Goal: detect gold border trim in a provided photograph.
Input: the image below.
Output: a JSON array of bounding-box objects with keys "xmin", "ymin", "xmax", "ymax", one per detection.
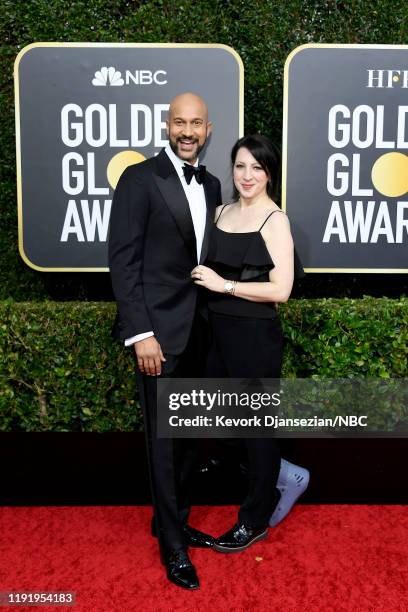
[
  {"xmin": 14, "ymin": 42, "xmax": 244, "ymax": 272},
  {"xmin": 282, "ymin": 43, "xmax": 408, "ymax": 274}
]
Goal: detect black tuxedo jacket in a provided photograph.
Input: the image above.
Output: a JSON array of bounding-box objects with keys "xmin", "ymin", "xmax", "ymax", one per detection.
[{"xmin": 108, "ymin": 148, "xmax": 222, "ymax": 355}]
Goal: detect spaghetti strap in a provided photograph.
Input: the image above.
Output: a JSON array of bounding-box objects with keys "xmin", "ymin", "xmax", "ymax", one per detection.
[
  {"xmin": 259, "ymin": 209, "xmax": 284, "ymax": 231},
  {"xmin": 215, "ymin": 203, "xmax": 230, "ymax": 225}
]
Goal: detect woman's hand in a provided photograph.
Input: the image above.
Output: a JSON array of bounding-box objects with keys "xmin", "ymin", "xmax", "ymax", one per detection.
[{"xmin": 191, "ymin": 265, "xmax": 225, "ymax": 293}]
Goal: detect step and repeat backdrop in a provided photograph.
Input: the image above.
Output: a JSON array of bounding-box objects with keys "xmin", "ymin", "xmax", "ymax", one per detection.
[
  {"xmin": 15, "ymin": 43, "xmax": 407, "ymax": 273},
  {"xmin": 14, "ymin": 43, "xmax": 243, "ymax": 271},
  {"xmin": 283, "ymin": 44, "xmax": 408, "ymax": 273}
]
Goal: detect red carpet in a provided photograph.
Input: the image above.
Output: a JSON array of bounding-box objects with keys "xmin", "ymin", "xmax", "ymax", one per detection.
[{"xmin": 0, "ymin": 505, "xmax": 407, "ymax": 611}]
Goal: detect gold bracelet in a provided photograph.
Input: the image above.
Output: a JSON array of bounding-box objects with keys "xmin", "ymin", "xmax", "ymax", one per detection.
[{"xmin": 223, "ymin": 280, "xmax": 237, "ymax": 295}]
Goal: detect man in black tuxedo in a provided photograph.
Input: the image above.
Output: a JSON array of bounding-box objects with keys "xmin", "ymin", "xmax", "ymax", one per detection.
[{"xmin": 108, "ymin": 93, "xmax": 222, "ymax": 590}]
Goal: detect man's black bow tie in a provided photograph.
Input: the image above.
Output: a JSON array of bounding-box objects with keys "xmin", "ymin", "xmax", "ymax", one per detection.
[{"xmin": 183, "ymin": 163, "xmax": 206, "ymax": 185}]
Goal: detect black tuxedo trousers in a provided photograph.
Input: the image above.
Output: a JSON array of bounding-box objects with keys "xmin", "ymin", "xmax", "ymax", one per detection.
[{"xmin": 135, "ymin": 313, "xmax": 208, "ymax": 550}]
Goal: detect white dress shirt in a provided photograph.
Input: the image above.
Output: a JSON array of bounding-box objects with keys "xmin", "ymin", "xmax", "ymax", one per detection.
[{"xmin": 124, "ymin": 145, "xmax": 207, "ymax": 347}]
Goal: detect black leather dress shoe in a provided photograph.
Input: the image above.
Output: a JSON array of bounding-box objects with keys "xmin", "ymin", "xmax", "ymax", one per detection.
[
  {"xmin": 213, "ymin": 523, "xmax": 268, "ymax": 553},
  {"xmin": 164, "ymin": 548, "xmax": 199, "ymax": 590},
  {"xmin": 151, "ymin": 521, "xmax": 214, "ymax": 548},
  {"xmin": 182, "ymin": 525, "xmax": 215, "ymax": 548}
]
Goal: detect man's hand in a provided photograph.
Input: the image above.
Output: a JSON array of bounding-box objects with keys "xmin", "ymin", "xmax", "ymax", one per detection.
[{"xmin": 134, "ymin": 337, "xmax": 166, "ymax": 376}]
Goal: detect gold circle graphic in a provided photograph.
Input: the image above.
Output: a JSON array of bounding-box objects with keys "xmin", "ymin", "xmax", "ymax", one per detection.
[
  {"xmin": 371, "ymin": 152, "xmax": 408, "ymax": 198},
  {"xmin": 107, "ymin": 150, "xmax": 146, "ymax": 189}
]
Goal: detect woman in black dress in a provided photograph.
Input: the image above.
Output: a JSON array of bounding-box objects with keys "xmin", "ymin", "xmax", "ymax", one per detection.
[{"xmin": 191, "ymin": 134, "xmax": 300, "ymax": 552}]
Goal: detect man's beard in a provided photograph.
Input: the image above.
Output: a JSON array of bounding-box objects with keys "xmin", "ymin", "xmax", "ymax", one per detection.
[{"xmin": 169, "ymin": 136, "xmax": 205, "ymax": 162}]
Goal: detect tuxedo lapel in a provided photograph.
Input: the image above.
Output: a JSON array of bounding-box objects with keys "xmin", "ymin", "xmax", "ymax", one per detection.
[
  {"xmin": 153, "ymin": 150, "xmax": 197, "ymax": 260},
  {"xmin": 200, "ymin": 177, "xmax": 218, "ymax": 264}
]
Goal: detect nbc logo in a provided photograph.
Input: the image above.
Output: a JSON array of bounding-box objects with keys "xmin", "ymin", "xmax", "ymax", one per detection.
[{"xmin": 92, "ymin": 67, "xmax": 124, "ymax": 87}]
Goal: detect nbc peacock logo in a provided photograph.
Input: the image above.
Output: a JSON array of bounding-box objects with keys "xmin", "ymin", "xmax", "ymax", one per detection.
[{"xmin": 92, "ymin": 66, "xmax": 124, "ymax": 87}]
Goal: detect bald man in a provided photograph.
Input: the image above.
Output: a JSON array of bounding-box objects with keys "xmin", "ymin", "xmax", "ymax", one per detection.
[{"xmin": 109, "ymin": 93, "xmax": 222, "ymax": 589}]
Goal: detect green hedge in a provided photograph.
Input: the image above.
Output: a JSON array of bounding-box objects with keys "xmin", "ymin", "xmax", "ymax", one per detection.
[
  {"xmin": 0, "ymin": 297, "xmax": 406, "ymax": 432},
  {"xmin": 1, "ymin": 0, "xmax": 407, "ymax": 299}
]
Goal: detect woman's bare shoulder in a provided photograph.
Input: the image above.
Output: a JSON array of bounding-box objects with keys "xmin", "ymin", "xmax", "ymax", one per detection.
[
  {"xmin": 259, "ymin": 204, "xmax": 287, "ymax": 224},
  {"xmin": 261, "ymin": 208, "xmax": 292, "ymax": 240},
  {"xmin": 214, "ymin": 202, "xmax": 236, "ymax": 220},
  {"xmin": 215, "ymin": 202, "xmax": 237, "ymax": 212}
]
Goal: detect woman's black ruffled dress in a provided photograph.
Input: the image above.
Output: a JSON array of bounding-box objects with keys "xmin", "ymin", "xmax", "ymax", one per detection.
[{"xmin": 204, "ymin": 208, "xmax": 303, "ymax": 529}]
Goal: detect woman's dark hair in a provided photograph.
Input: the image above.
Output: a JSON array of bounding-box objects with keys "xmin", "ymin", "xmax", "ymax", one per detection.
[{"xmin": 230, "ymin": 134, "xmax": 281, "ymax": 202}]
